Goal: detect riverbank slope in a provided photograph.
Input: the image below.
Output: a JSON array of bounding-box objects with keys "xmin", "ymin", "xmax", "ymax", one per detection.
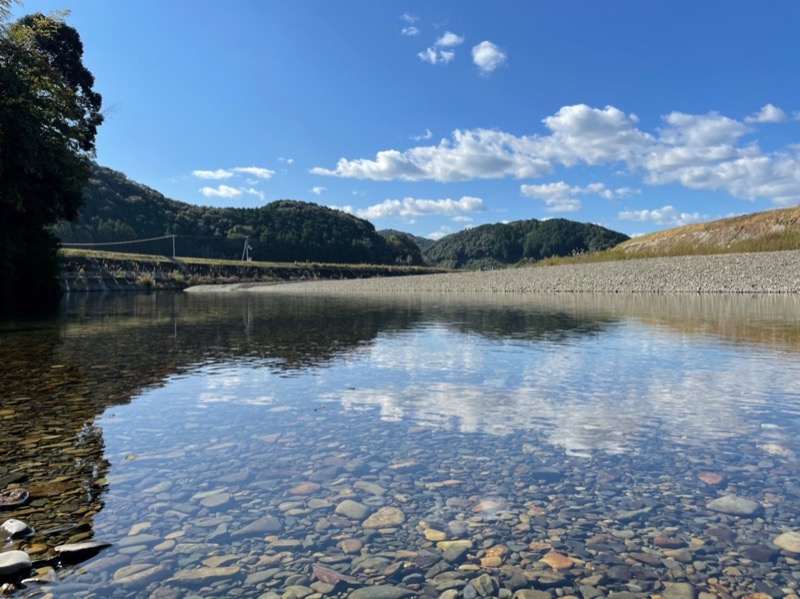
[{"xmin": 186, "ymin": 250, "xmax": 800, "ymax": 294}]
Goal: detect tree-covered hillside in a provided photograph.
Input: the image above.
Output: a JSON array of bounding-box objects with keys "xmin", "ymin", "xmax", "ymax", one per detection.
[
  {"xmin": 423, "ymin": 219, "xmax": 630, "ymax": 269},
  {"xmin": 378, "ymin": 229, "xmax": 436, "ymax": 252},
  {"xmin": 54, "ymin": 166, "xmax": 422, "ymax": 265}
]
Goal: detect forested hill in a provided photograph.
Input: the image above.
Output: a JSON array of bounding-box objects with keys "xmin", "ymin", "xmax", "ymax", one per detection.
[
  {"xmin": 54, "ymin": 166, "xmax": 422, "ymax": 265},
  {"xmin": 423, "ymin": 219, "xmax": 630, "ymax": 269},
  {"xmin": 378, "ymin": 229, "xmax": 436, "ymax": 252}
]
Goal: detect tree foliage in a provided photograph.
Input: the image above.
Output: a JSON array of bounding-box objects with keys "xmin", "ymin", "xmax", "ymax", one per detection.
[
  {"xmin": 424, "ymin": 218, "xmax": 630, "ymax": 269},
  {"xmin": 0, "ymin": 9, "xmax": 102, "ymax": 304},
  {"xmin": 55, "ymin": 166, "xmax": 424, "ymax": 265}
]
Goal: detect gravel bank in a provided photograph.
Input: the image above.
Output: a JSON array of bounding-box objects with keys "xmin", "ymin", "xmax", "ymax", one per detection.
[{"xmin": 187, "ymin": 250, "xmax": 800, "ymax": 294}]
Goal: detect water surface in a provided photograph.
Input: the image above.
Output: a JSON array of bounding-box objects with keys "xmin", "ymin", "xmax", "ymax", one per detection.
[{"xmin": 1, "ymin": 292, "xmax": 799, "ymax": 598}]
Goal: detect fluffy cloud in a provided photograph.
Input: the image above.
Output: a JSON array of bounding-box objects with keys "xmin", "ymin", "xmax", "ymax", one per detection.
[
  {"xmin": 402, "ymin": 26, "xmax": 419, "ymax": 36},
  {"xmin": 312, "ymin": 103, "xmax": 800, "ymax": 206},
  {"xmin": 193, "ymin": 166, "xmax": 273, "ymax": 202},
  {"xmin": 233, "ymin": 166, "xmax": 274, "ymax": 179},
  {"xmin": 745, "ymin": 103, "xmax": 788, "ymax": 124},
  {"xmin": 193, "ymin": 166, "xmax": 274, "ymax": 180},
  {"xmin": 193, "ymin": 169, "xmax": 234, "ymax": 180},
  {"xmin": 419, "ymin": 31, "xmax": 464, "ymax": 65},
  {"xmin": 355, "ymin": 196, "xmax": 485, "ymax": 220},
  {"xmin": 520, "ymin": 181, "xmax": 639, "ymax": 212},
  {"xmin": 472, "ymin": 41, "xmax": 507, "ymax": 74},
  {"xmin": 618, "ymin": 205, "xmax": 706, "ymax": 227},
  {"xmin": 200, "ymin": 185, "xmax": 242, "ymax": 199},
  {"xmin": 436, "ymin": 31, "xmax": 464, "ymax": 47},
  {"xmin": 311, "ymin": 186, "xmax": 326, "ymax": 195}
]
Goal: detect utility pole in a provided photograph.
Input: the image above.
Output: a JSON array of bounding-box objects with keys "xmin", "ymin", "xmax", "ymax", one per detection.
[{"xmin": 242, "ymin": 237, "xmax": 252, "ymax": 262}]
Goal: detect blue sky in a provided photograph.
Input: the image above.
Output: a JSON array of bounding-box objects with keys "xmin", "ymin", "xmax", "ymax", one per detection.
[{"xmin": 12, "ymin": 1, "xmax": 800, "ymax": 239}]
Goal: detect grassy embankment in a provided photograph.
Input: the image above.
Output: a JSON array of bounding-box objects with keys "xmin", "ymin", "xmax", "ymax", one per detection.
[
  {"xmin": 59, "ymin": 248, "xmax": 446, "ymax": 291},
  {"xmin": 535, "ymin": 206, "xmax": 800, "ymax": 267}
]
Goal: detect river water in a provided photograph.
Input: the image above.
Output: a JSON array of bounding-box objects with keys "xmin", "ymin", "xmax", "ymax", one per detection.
[{"xmin": 1, "ymin": 291, "xmax": 800, "ymax": 598}]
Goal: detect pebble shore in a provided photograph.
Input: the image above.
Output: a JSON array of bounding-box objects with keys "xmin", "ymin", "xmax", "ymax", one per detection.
[{"xmin": 187, "ymin": 250, "xmax": 800, "ymax": 295}]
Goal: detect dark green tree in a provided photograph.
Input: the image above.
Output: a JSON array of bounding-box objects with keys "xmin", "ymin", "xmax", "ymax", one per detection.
[{"xmin": 0, "ymin": 8, "xmax": 103, "ymax": 307}]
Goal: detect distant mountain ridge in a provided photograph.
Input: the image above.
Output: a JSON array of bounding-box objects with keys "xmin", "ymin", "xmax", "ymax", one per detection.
[
  {"xmin": 423, "ymin": 219, "xmax": 630, "ymax": 269},
  {"xmin": 58, "ymin": 165, "xmax": 632, "ymax": 268},
  {"xmin": 55, "ymin": 166, "xmax": 422, "ymax": 265}
]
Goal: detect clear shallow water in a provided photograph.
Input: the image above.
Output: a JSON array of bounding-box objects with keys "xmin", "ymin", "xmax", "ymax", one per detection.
[{"xmin": 1, "ymin": 291, "xmax": 800, "ymax": 598}]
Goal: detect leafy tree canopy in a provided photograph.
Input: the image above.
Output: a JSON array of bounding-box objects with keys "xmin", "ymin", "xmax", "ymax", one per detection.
[{"xmin": 0, "ymin": 6, "xmax": 103, "ymax": 305}]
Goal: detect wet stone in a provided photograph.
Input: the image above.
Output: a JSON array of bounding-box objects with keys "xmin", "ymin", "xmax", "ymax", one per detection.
[
  {"xmin": 774, "ymin": 531, "xmax": 800, "ymax": 553},
  {"xmin": 0, "ymin": 551, "xmax": 31, "ymax": 577},
  {"xmin": 0, "ymin": 518, "xmax": 33, "ymax": 541},
  {"xmin": 363, "ymin": 506, "xmax": 405, "ymax": 528},
  {"xmin": 706, "ymin": 495, "xmax": 762, "ymax": 516},
  {"xmin": 348, "ymin": 585, "xmax": 415, "ymax": 599},
  {"xmin": 336, "ymin": 499, "xmax": 370, "ymax": 520},
  {"xmin": 231, "ymin": 514, "xmax": 282, "ymax": 537}
]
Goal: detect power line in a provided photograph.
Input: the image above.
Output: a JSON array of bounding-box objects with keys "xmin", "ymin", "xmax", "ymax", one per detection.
[{"xmin": 61, "ymin": 234, "xmax": 176, "ymax": 247}]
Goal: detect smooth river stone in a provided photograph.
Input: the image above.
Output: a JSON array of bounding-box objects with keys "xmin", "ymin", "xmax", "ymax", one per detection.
[
  {"xmin": 336, "ymin": 500, "xmax": 370, "ymax": 521},
  {"xmin": 231, "ymin": 514, "xmax": 282, "ymax": 537},
  {"xmin": 354, "ymin": 480, "xmax": 386, "ymax": 496},
  {"xmin": 774, "ymin": 531, "xmax": 800, "ymax": 553},
  {"xmin": 540, "ymin": 551, "xmax": 574, "ymax": 570},
  {"xmin": 362, "ymin": 506, "xmax": 405, "ymax": 528},
  {"xmin": 289, "ymin": 482, "xmax": 320, "ymax": 495},
  {"xmin": 349, "ymin": 585, "xmax": 415, "ymax": 599},
  {"xmin": 169, "ymin": 565, "xmax": 241, "ymax": 583},
  {"xmin": 200, "ymin": 492, "xmax": 231, "ymax": 509},
  {"xmin": 706, "ymin": 495, "xmax": 762, "ymax": 516},
  {"xmin": 0, "ymin": 550, "xmax": 31, "ymax": 577},
  {"xmin": 113, "ymin": 563, "xmax": 168, "ymax": 588},
  {"xmin": 1, "ymin": 518, "xmax": 34, "ymax": 540}
]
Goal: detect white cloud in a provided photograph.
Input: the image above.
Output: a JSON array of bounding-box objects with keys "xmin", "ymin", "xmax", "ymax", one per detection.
[
  {"xmin": 401, "ymin": 13, "xmax": 418, "ymax": 24},
  {"xmin": 312, "ymin": 103, "xmax": 800, "ymax": 206},
  {"xmin": 428, "ymin": 228, "xmax": 452, "ymax": 241},
  {"xmin": 278, "ymin": 157, "xmax": 295, "ymax": 164},
  {"xmin": 242, "ymin": 188, "xmax": 265, "ymax": 201},
  {"xmin": 411, "ymin": 128, "xmax": 433, "ymax": 141},
  {"xmin": 618, "ymin": 205, "xmax": 706, "ymax": 227},
  {"xmin": 418, "ymin": 47, "xmax": 455, "ymax": 65},
  {"xmin": 193, "ymin": 169, "xmax": 234, "ymax": 180},
  {"xmin": 193, "ymin": 166, "xmax": 274, "ymax": 180},
  {"xmin": 356, "ymin": 196, "xmax": 484, "ymax": 220},
  {"xmin": 311, "ymin": 186, "xmax": 326, "ymax": 195},
  {"xmin": 402, "ymin": 26, "xmax": 419, "ymax": 36},
  {"xmin": 436, "ymin": 31, "xmax": 464, "ymax": 47},
  {"xmin": 418, "ymin": 31, "xmax": 464, "ymax": 65},
  {"xmin": 745, "ymin": 103, "xmax": 789, "ymax": 124},
  {"xmin": 232, "ymin": 166, "xmax": 274, "ymax": 179},
  {"xmin": 520, "ymin": 181, "xmax": 636, "ymax": 213},
  {"xmin": 200, "ymin": 185, "xmax": 243, "ymax": 199},
  {"xmin": 418, "ymin": 47, "xmax": 438, "ymax": 65},
  {"xmin": 472, "ymin": 41, "xmax": 507, "ymax": 74}
]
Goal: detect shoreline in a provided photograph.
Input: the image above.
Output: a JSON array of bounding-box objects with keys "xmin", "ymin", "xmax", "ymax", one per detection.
[{"xmin": 186, "ymin": 249, "xmax": 800, "ymax": 295}]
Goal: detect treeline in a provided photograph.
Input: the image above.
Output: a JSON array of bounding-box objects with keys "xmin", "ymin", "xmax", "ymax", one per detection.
[
  {"xmin": 423, "ymin": 219, "xmax": 630, "ymax": 269},
  {"xmin": 55, "ymin": 166, "xmax": 424, "ymax": 265},
  {"xmin": 57, "ymin": 166, "xmax": 630, "ymax": 270}
]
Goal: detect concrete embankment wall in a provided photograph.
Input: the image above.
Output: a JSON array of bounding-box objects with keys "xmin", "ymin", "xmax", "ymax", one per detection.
[{"xmin": 59, "ymin": 254, "xmax": 436, "ymax": 292}]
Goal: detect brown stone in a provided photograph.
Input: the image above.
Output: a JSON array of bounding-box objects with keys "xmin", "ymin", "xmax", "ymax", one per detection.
[
  {"xmin": 289, "ymin": 482, "xmax": 321, "ymax": 495},
  {"xmin": 698, "ymin": 471, "xmax": 725, "ymax": 485},
  {"xmin": 540, "ymin": 551, "xmax": 574, "ymax": 570}
]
